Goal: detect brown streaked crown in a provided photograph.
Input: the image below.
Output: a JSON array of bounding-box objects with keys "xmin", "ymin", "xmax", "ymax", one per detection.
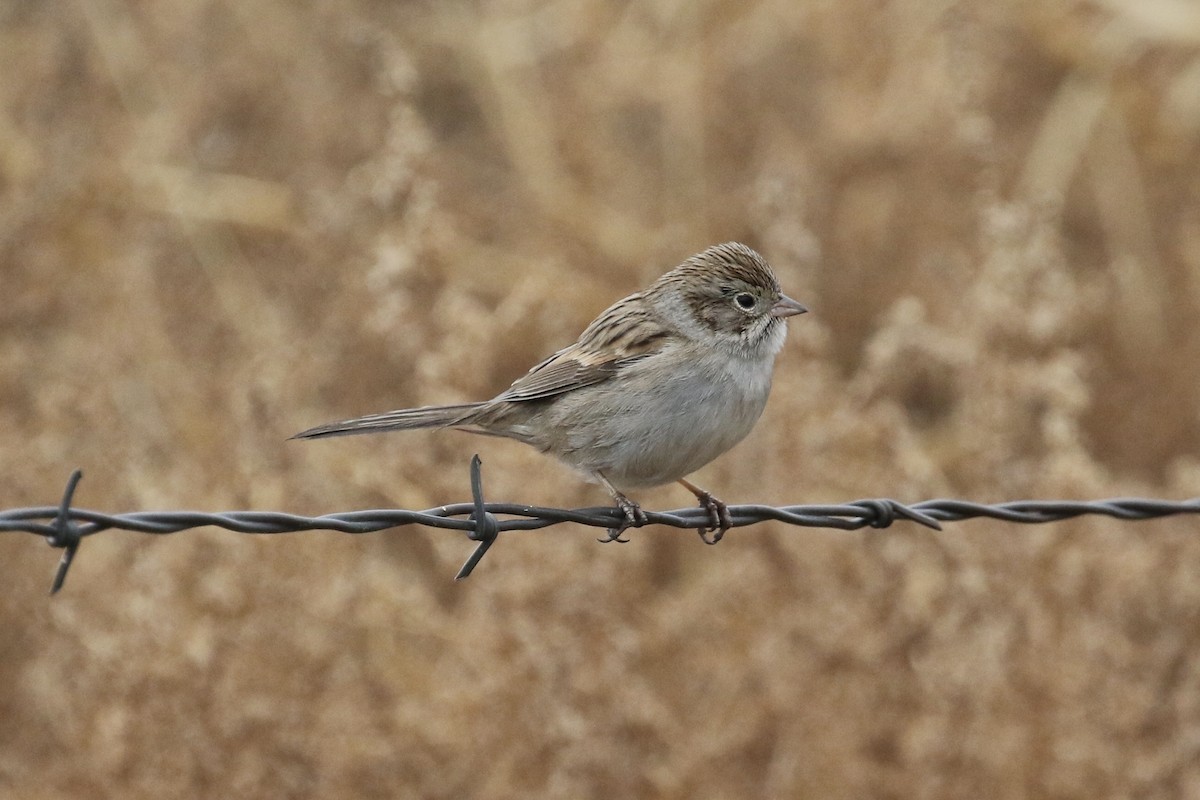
[{"xmin": 671, "ymin": 242, "xmax": 780, "ymax": 293}]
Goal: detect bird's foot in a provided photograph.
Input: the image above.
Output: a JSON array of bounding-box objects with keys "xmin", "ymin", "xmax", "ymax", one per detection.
[
  {"xmin": 682, "ymin": 483, "xmax": 732, "ymax": 545},
  {"xmin": 598, "ymin": 492, "xmax": 646, "ymax": 544}
]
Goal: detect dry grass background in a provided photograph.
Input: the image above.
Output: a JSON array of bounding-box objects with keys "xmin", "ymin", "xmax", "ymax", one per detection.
[{"xmin": 2, "ymin": 0, "xmax": 1200, "ymax": 796}]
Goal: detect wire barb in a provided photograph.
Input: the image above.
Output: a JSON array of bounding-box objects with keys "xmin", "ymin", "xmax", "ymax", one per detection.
[
  {"xmin": 47, "ymin": 469, "xmax": 84, "ymax": 595},
  {"xmin": 2, "ymin": 461, "xmax": 1198, "ymax": 589},
  {"xmin": 853, "ymin": 499, "xmax": 943, "ymax": 531},
  {"xmin": 456, "ymin": 455, "xmax": 499, "ymax": 580}
]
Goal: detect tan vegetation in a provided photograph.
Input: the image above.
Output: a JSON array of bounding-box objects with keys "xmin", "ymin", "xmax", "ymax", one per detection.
[{"xmin": 2, "ymin": 0, "xmax": 1200, "ymax": 796}]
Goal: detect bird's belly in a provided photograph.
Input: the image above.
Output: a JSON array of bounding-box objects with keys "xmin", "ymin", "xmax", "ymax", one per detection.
[{"xmin": 545, "ymin": 360, "xmax": 773, "ymax": 488}]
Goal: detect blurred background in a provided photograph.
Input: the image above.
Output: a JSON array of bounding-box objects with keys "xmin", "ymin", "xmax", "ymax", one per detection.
[{"xmin": 3, "ymin": 0, "xmax": 1200, "ymax": 796}]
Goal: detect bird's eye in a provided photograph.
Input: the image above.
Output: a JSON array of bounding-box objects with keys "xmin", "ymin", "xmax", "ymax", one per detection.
[{"xmin": 734, "ymin": 292, "xmax": 756, "ymax": 311}]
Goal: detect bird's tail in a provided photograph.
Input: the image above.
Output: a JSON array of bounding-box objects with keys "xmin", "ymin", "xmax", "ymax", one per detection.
[{"xmin": 291, "ymin": 402, "xmax": 486, "ymax": 440}]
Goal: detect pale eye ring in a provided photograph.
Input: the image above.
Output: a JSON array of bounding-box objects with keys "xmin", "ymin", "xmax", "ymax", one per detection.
[{"xmin": 734, "ymin": 292, "xmax": 756, "ymax": 311}]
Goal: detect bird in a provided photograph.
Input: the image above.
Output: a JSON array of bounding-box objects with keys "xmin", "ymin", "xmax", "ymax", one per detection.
[{"xmin": 293, "ymin": 242, "xmax": 807, "ymax": 543}]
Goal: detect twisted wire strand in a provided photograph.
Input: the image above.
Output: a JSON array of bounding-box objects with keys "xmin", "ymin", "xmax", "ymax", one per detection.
[{"xmin": 4, "ymin": 460, "xmax": 1198, "ymax": 591}]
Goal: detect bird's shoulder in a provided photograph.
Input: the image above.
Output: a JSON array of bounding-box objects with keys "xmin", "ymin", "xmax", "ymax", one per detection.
[{"xmin": 497, "ymin": 292, "xmax": 671, "ymax": 403}]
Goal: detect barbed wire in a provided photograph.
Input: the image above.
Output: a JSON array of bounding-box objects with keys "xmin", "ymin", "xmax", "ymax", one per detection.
[{"xmin": 4, "ymin": 456, "xmax": 1199, "ymax": 592}]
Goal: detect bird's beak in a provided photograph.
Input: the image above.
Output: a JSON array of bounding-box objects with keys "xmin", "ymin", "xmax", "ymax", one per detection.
[{"xmin": 770, "ymin": 294, "xmax": 808, "ymax": 318}]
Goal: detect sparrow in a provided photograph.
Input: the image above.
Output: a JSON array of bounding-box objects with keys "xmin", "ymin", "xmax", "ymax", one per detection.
[{"xmin": 294, "ymin": 242, "xmax": 807, "ymax": 543}]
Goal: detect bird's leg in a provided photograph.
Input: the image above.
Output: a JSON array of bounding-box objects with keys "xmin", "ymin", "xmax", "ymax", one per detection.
[
  {"xmin": 678, "ymin": 477, "xmax": 732, "ymax": 545},
  {"xmin": 595, "ymin": 472, "xmax": 646, "ymax": 543}
]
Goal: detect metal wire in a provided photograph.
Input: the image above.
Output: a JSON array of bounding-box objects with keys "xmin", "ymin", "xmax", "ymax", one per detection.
[{"xmin": 4, "ymin": 458, "xmax": 1199, "ymax": 592}]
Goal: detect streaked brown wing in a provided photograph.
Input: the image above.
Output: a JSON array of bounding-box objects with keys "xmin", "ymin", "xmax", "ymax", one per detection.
[{"xmin": 497, "ymin": 293, "xmax": 668, "ymax": 403}]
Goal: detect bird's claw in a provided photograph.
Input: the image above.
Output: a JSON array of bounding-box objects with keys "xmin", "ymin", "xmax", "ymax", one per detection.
[
  {"xmin": 598, "ymin": 494, "xmax": 646, "ymax": 543},
  {"xmin": 694, "ymin": 491, "xmax": 732, "ymax": 545}
]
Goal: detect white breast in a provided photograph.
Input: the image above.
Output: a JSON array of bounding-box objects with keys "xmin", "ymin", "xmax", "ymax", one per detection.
[{"xmin": 550, "ymin": 343, "xmax": 778, "ymax": 489}]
